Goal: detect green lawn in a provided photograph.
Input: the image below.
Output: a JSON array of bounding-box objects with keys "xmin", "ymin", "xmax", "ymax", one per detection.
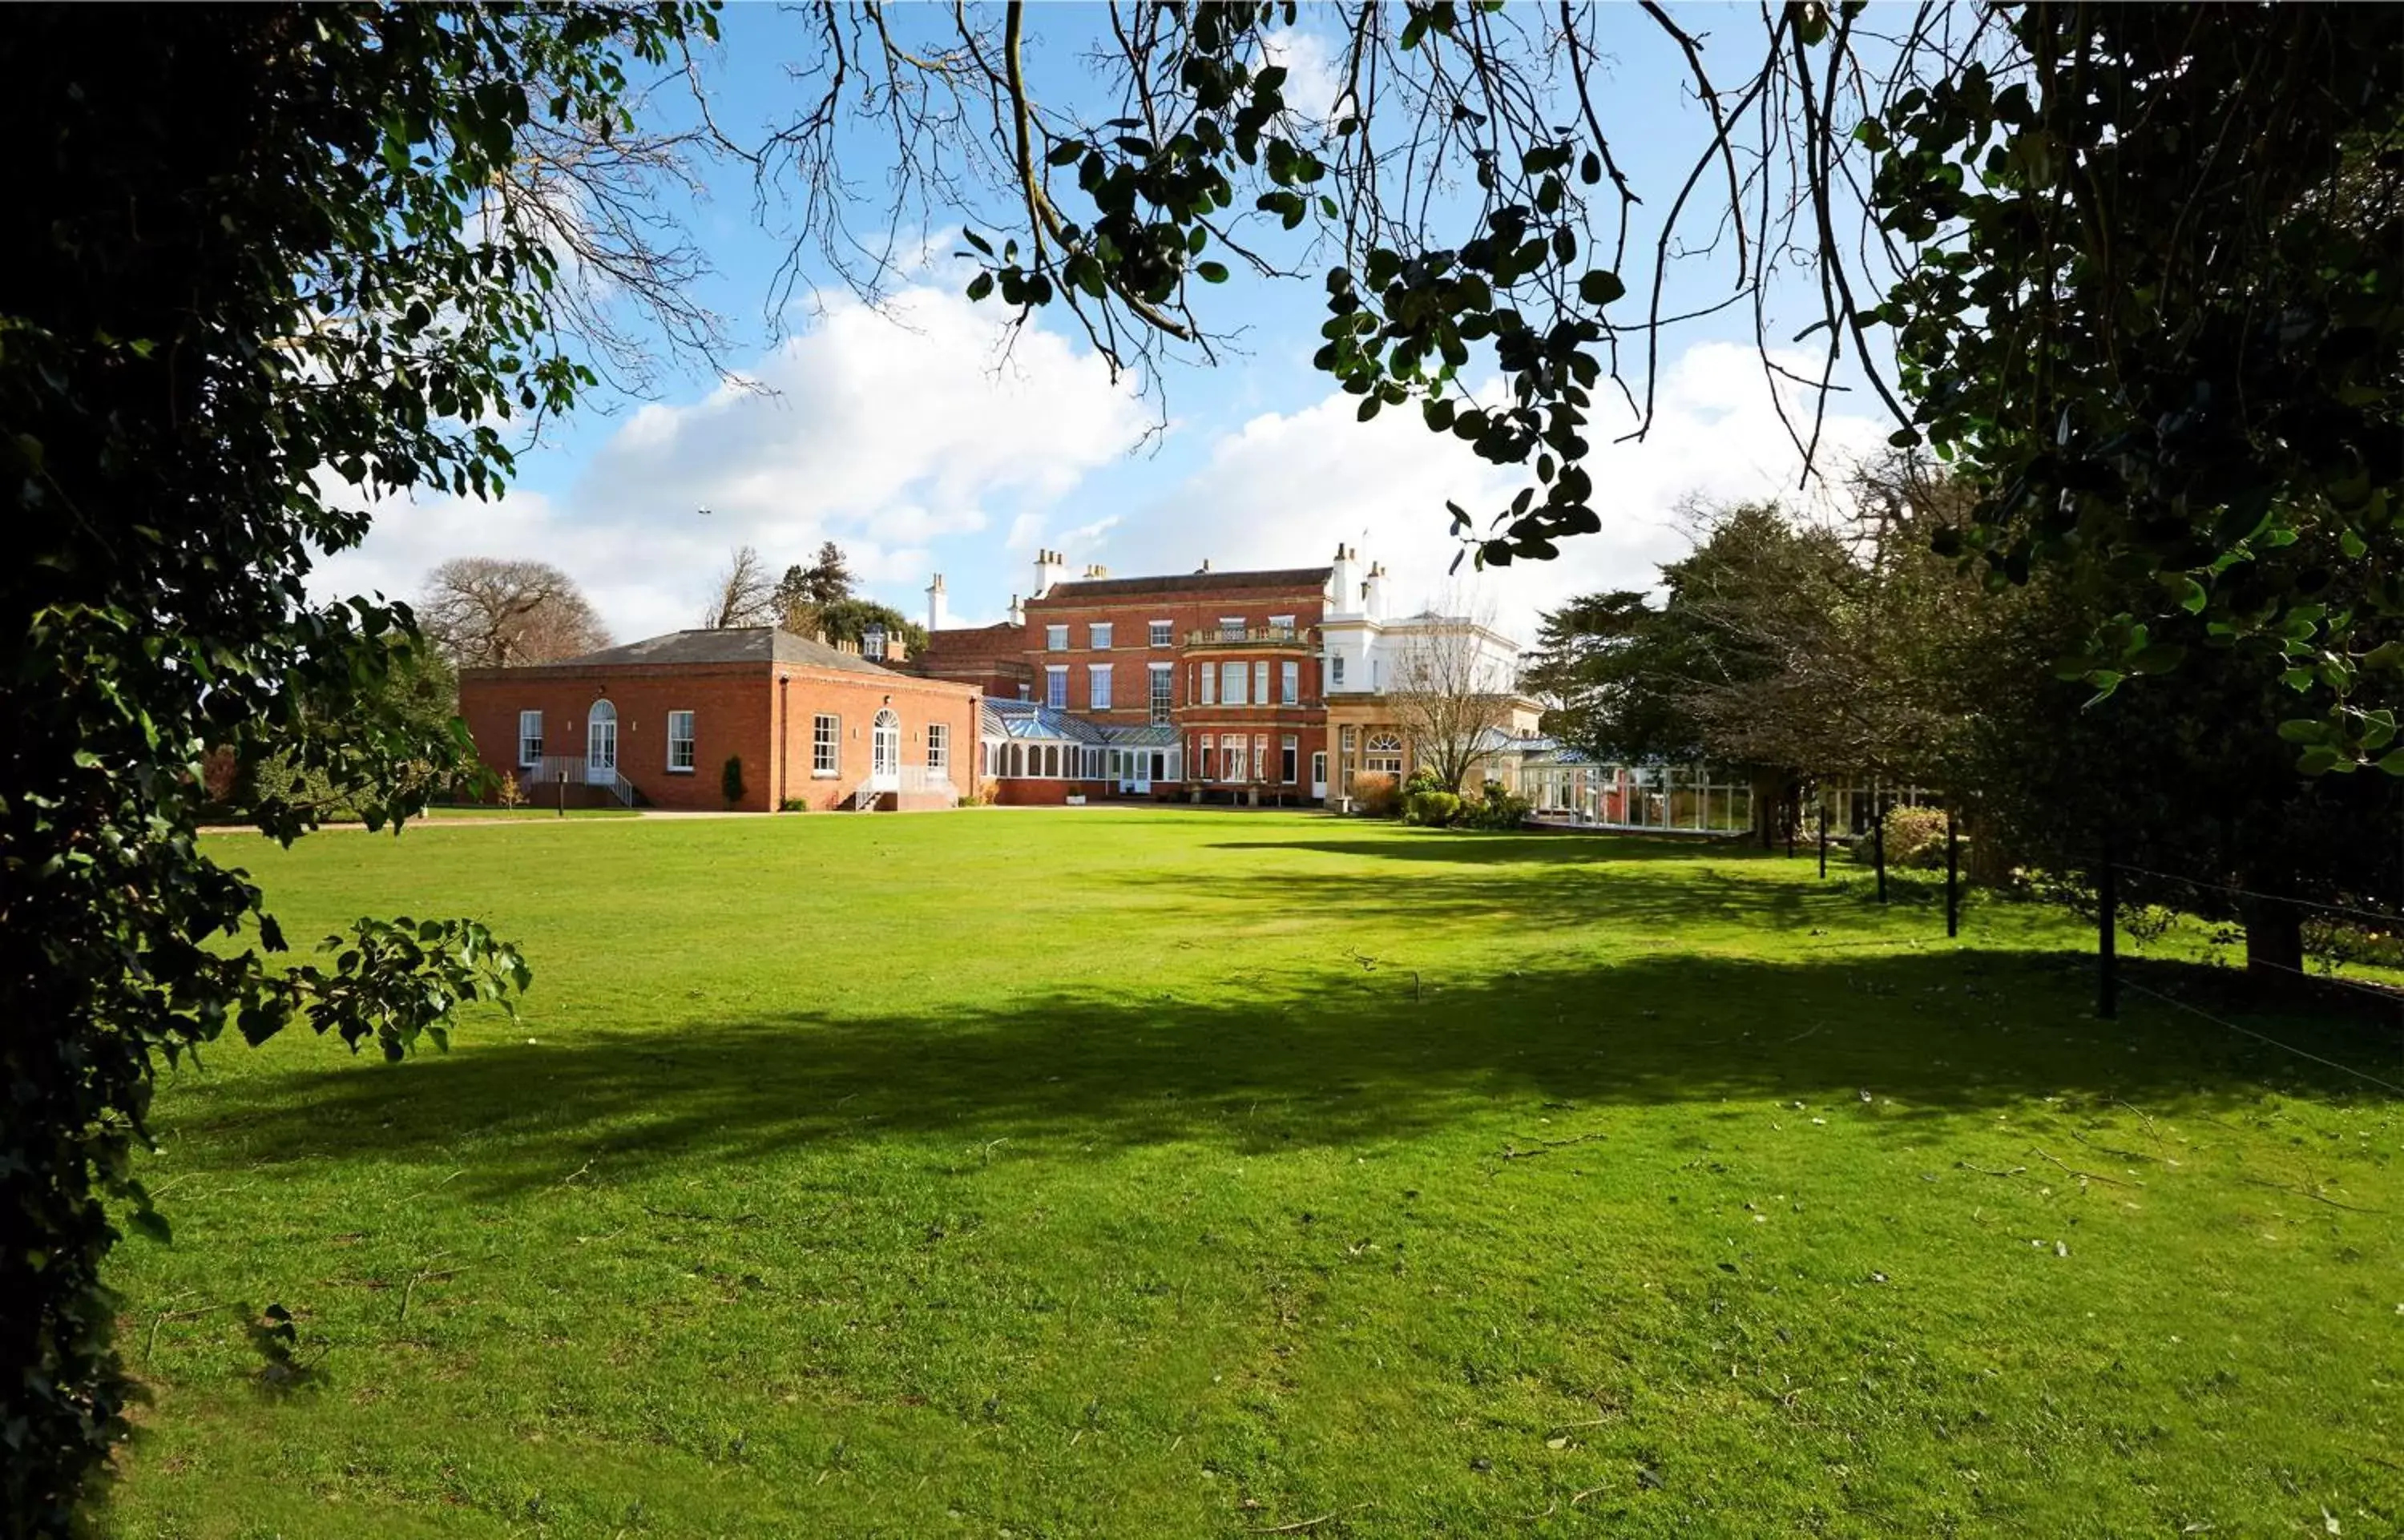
[{"xmin": 107, "ymin": 810, "xmax": 2401, "ymax": 1537}]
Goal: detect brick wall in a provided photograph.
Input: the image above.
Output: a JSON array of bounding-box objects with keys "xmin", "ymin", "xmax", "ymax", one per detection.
[
  {"xmin": 459, "ymin": 663, "xmax": 772, "ymax": 811},
  {"xmin": 767, "ymin": 667, "xmax": 980, "ymax": 811},
  {"xmin": 1018, "ymin": 580, "xmax": 1330, "ymax": 722},
  {"xmin": 459, "ymin": 661, "xmax": 979, "ymax": 812}
]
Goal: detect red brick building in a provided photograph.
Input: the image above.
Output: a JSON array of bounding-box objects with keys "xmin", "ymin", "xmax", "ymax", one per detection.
[
  {"xmin": 919, "ymin": 551, "xmax": 1345, "ymax": 806},
  {"xmin": 457, "ymin": 627, "xmax": 980, "ymax": 812}
]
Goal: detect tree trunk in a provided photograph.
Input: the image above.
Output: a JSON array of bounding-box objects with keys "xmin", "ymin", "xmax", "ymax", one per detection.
[
  {"xmin": 1749, "ymin": 769, "xmax": 1785, "ymax": 849},
  {"xmin": 1962, "ymin": 812, "xmax": 2014, "ymax": 887},
  {"xmin": 2241, "ymin": 900, "xmax": 2304, "ymax": 978}
]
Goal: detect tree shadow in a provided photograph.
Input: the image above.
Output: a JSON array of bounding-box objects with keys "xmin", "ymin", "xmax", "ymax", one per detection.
[
  {"xmin": 1204, "ymin": 831, "xmax": 1764, "ymax": 866},
  {"xmin": 161, "ymin": 937, "xmax": 2398, "ymax": 1203}
]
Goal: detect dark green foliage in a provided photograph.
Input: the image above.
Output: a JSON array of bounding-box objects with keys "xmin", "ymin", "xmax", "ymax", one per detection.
[
  {"xmin": 722, "ymin": 755, "xmax": 748, "ymax": 808},
  {"xmin": 1464, "ymin": 781, "xmax": 1532, "ymax": 831},
  {"xmin": 0, "ymin": 4, "xmax": 709, "ymax": 1526},
  {"xmin": 1404, "ymin": 790, "xmax": 1463, "ymax": 827},
  {"xmin": 777, "ymin": 542, "xmax": 857, "ymax": 611},
  {"xmin": 1866, "ymin": 5, "xmax": 2404, "ymax": 767},
  {"xmin": 807, "ymin": 597, "xmax": 930, "ymax": 657}
]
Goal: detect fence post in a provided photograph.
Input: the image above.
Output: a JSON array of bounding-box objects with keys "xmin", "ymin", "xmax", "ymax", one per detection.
[
  {"xmin": 2098, "ymin": 835, "xmax": 2119, "ymax": 1019},
  {"xmin": 1874, "ymin": 813, "xmax": 1888, "ymax": 904},
  {"xmin": 1817, "ymin": 800, "xmax": 1828, "ymax": 879},
  {"xmin": 1945, "ymin": 808, "xmax": 1959, "ymax": 938}
]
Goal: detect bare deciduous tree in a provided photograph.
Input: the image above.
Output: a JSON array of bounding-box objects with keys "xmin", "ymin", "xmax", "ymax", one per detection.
[
  {"xmin": 701, "ymin": 545, "xmax": 777, "ymax": 629},
  {"xmin": 1385, "ymin": 596, "xmax": 1521, "ymax": 795},
  {"xmin": 419, "ymin": 558, "xmax": 611, "ymax": 668}
]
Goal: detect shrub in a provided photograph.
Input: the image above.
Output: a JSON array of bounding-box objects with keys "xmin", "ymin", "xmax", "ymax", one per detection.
[
  {"xmin": 721, "ymin": 755, "xmax": 746, "ymax": 808},
  {"xmin": 1348, "ymin": 773, "xmax": 1401, "ymax": 817},
  {"xmin": 778, "ymin": 796, "xmax": 810, "ymax": 812},
  {"xmin": 1854, "ymin": 804, "xmax": 1951, "ymax": 869},
  {"xmin": 1405, "ymin": 789, "xmax": 1463, "ymax": 827},
  {"xmin": 1465, "ymin": 785, "xmax": 1532, "ymax": 830},
  {"xmin": 1403, "ymin": 765, "xmax": 1445, "ymax": 796},
  {"xmin": 497, "ymin": 772, "xmax": 526, "ymax": 809}
]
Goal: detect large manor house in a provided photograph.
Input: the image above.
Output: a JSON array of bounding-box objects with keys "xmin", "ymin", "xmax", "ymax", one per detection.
[{"xmin": 457, "ymin": 546, "xmax": 1539, "ymax": 812}]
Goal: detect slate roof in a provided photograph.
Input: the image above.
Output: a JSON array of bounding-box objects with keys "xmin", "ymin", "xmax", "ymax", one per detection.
[
  {"xmin": 547, "ymin": 627, "xmax": 900, "ymax": 677},
  {"xmin": 1040, "ymin": 566, "xmax": 1332, "ymax": 602},
  {"xmin": 1471, "ymin": 728, "xmax": 1595, "ymax": 763}
]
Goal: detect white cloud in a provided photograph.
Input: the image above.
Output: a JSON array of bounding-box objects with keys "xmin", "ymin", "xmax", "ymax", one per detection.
[
  {"xmin": 1100, "ymin": 341, "xmax": 1886, "ymax": 646},
  {"xmin": 1260, "ymin": 28, "xmax": 1347, "ymax": 131},
  {"xmin": 308, "ymin": 284, "xmax": 1149, "ymax": 641}
]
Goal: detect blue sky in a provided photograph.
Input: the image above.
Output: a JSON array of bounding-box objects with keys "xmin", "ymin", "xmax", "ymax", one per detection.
[{"xmin": 315, "ymin": 3, "xmax": 1890, "ymax": 646}]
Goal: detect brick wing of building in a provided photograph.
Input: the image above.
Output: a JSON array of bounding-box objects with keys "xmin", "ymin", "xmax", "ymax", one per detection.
[
  {"xmin": 916, "ymin": 546, "xmax": 1539, "ymax": 808},
  {"xmin": 458, "ymin": 627, "xmax": 979, "ymax": 812}
]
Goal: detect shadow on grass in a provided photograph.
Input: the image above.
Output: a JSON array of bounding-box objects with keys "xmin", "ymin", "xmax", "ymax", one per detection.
[{"xmin": 166, "ymin": 937, "xmax": 2399, "ymax": 1202}]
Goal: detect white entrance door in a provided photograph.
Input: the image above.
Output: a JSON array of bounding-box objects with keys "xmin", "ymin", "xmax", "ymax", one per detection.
[
  {"xmin": 585, "ymin": 699, "xmax": 618, "ymax": 784},
  {"xmin": 870, "ymin": 708, "xmax": 901, "ymax": 791},
  {"xmin": 1310, "ymin": 751, "xmax": 1327, "ymax": 800}
]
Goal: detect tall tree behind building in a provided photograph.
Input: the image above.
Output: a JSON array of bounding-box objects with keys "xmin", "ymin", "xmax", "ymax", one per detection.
[{"xmin": 421, "ymin": 557, "xmax": 611, "ymax": 667}]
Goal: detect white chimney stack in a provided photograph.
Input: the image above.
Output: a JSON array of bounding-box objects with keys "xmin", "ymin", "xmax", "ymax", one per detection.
[
  {"xmin": 1363, "ymin": 560, "xmax": 1389, "ymax": 619},
  {"xmin": 1329, "ymin": 543, "xmax": 1361, "ymax": 615},
  {"xmin": 1034, "ymin": 548, "xmax": 1067, "ymax": 599},
  {"xmin": 926, "ymin": 572, "xmax": 950, "ymax": 634},
  {"xmin": 1007, "ymin": 593, "xmax": 1025, "ymax": 627}
]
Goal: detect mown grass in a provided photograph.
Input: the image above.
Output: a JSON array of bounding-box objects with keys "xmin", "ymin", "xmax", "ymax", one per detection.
[{"xmin": 107, "ymin": 809, "xmax": 2402, "ymax": 1537}]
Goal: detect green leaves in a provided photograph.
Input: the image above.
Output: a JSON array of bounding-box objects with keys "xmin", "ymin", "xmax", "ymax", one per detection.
[{"xmin": 1576, "ymin": 269, "xmax": 1624, "ymax": 307}]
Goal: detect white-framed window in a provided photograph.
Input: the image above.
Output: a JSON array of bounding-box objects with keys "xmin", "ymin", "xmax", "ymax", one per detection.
[
  {"xmin": 1269, "ymin": 613, "xmax": 1296, "ymax": 635},
  {"xmin": 1365, "ymin": 732, "xmax": 1404, "ymax": 775},
  {"xmin": 1281, "ymin": 734, "xmax": 1299, "ymax": 783},
  {"xmin": 1253, "ymin": 734, "xmax": 1269, "ymax": 783},
  {"xmin": 1046, "ymin": 624, "xmax": 1069, "ymax": 651},
  {"xmin": 1281, "ymin": 660, "xmax": 1300, "ymax": 705},
  {"xmin": 1252, "ymin": 661, "xmax": 1269, "ymax": 705},
  {"xmin": 1222, "ymin": 737, "xmax": 1248, "ymax": 781},
  {"xmin": 1331, "ymin": 654, "xmax": 1346, "ymax": 687},
  {"xmin": 813, "ymin": 714, "xmax": 840, "ymax": 776},
  {"xmin": 1088, "ymin": 663, "xmax": 1114, "ymax": 711},
  {"xmin": 1090, "ymin": 622, "xmax": 1113, "ymax": 651},
  {"xmin": 667, "ymin": 709, "xmax": 696, "ymax": 772},
  {"xmin": 1043, "ymin": 743, "xmax": 1061, "ymax": 778},
  {"xmin": 1046, "ymin": 665, "xmax": 1068, "ymax": 709},
  {"xmin": 1200, "ymin": 663, "xmax": 1216, "ymax": 705},
  {"xmin": 517, "ymin": 710, "xmax": 543, "ymax": 767},
  {"xmin": 928, "ymin": 722, "xmax": 950, "ymax": 771},
  {"xmin": 1219, "ymin": 615, "xmax": 1245, "ymax": 640},
  {"xmin": 1148, "ymin": 663, "xmax": 1174, "ymax": 724},
  {"xmin": 1197, "ymin": 734, "xmax": 1213, "ymax": 780},
  {"xmin": 1149, "ymin": 619, "xmax": 1173, "ymax": 647},
  {"xmin": 1220, "ymin": 660, "xmax": 1247, "ymax": 706}
]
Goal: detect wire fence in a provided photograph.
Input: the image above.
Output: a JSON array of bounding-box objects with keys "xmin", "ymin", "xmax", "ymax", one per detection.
[{"xmin": 1783, "ymin": 812, "xmax": 2404, "ymax": 1094}]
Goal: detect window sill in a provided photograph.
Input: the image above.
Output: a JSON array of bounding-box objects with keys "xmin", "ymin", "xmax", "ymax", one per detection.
[
  {"xmin": 665, "ymin": 767, "xmax": 695, "ymax": 775},
  {"xmin": 811, "ymin": 770, "xmax": 840, "ymax": 779}
]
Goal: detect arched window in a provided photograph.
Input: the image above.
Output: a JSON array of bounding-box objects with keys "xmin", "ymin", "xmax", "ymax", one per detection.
[{"xmin": 1364, "ymin": 733, "xmax": 1404, "ymax": 776}]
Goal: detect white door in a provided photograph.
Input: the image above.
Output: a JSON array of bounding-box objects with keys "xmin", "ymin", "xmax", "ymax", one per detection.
[
  {"xmin": 870, "ymin": 708, "xmax": 900, "ymax": 791},
  {"xmin": 585, "ymin": 699, "xmax": 618, "ymax": 784},
  {"xmin": 1310, "ymin": 751, "xmax": 1327, "ymax": 800}
]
